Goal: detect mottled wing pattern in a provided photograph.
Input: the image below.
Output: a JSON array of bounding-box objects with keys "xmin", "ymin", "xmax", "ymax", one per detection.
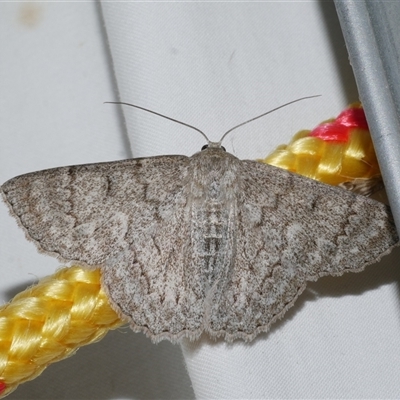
[
  {"xmin": 2, "ymin": 156, "xmax": 208, "ymax": 341},
  {"xmin": 208, "ymin": 161, "xmax": 398, "ymax": 341},
  {"xmin": 3, "ymin": 152, "xmax": 399, "ymax": 343},
  {"xmin": 2, "ymin": 157, "xmax": 186, "ymax": 264}
]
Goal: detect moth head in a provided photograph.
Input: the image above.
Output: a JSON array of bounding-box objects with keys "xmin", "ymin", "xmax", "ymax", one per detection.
[{"xmin": 201, "ymin": 143, "xmax": 226, "ymax": 152}]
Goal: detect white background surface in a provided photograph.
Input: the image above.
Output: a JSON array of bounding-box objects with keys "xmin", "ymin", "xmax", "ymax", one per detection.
[{"xmin": 1, "ymin": 1, "xmax": 400, "ymax": 399}]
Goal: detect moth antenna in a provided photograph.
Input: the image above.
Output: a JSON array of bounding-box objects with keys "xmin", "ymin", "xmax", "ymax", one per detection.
[
  {"xmin": 105, "ymin": 101, "xmax": 211, "ymax": 144},
  {"xmin": 218, "ymin": 95, "xmax": 321, "ymax": 144}
]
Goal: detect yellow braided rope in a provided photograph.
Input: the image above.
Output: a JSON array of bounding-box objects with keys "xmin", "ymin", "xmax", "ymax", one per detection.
[
  {"xmin": 259, "ymin": 104, "xmax": 381, "ymax": 188},
  {"xmin": 0, "ymin": 266, "xmax": 124, "ymax": 398}
]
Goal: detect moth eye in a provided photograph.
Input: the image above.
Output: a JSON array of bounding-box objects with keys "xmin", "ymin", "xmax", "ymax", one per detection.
[{"xmin": 221, "ymin": 146, "xmax": 226, "ymax": 152}]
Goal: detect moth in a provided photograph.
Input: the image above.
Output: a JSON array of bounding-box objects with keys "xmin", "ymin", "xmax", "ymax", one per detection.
[{"xmin": 2, "ymin": 100, "xmax": 398, "ymax": 342}]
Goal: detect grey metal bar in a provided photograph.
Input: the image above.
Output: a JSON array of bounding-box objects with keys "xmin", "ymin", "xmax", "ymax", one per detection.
[{"xmin": 334, "ymin": 0, "xmax": 400, "ymax": 234}]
